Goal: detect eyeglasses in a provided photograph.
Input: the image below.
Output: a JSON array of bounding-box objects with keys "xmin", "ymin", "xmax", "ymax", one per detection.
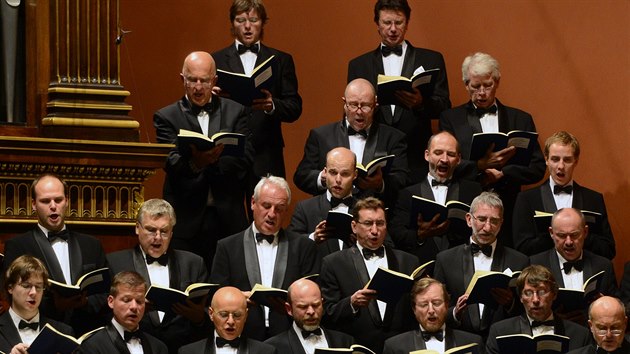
[
  {"xmin": 356, "ymin": 220, "xmax": 386, "ymax": 228},
  {"xmin": 522, "ymin": 289, "xmax": 551, "ymax": 299},
  {"xmin": 184, "ymin": 77, "xmax": 214, "ymax": 89},
  {"xmin": 234, "ymin": 16, "xmax": 260, "ymax": 24},
  {"xmin": 416, "ymin": 300, "xmax": 445, "ymax": 309},
  {"xmin": 470, "ymin": 214, "xmax": 502, "ymax": 227},
  {"xmin": 216, "ymin": 311, "xmax": 244, "ymax": 320},
  {"xmin": 468, "ymin": 82, "xmax": 495, "ymax": 94},
  {"xmin": 19, "ymin": 282, "xmax": 45, "ymax": 293},
  {"xmin": 593, "ymin": 328, "xmax": 624, "ymax": 337},
  {"xmin": 345, "ymin": 103, "xmax": 374, "ymax": 113},
  {"xmin": 139, "ymin": 223, "xmax": 172, "ymax": 239}
]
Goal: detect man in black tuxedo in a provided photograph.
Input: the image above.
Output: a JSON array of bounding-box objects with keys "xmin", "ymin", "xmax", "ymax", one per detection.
[
  {"xmin": 153, "ymin": 51, "xmax": 254, "ymax": 271},
  {"xmin": 293, "ymin": 78, "xmax": 410, "ymax": 206},
  {"xmin": 389, "ymin": 131, "xmax": 482, "ymax": 265},
  {"xmin": 289, "ymin": 147, "xmax": 358, "ymax": 259},
  {"xmin": 179, "ymin": 286, "xmax": 277, "ymax": 354},
  {"xmin": 567, "ymin": 296, "xmax": 630, "ymax": 354},
  {"xmin": 530, "ymin": 208, "xmax": 618, "ymax": 310},
  {"xmin": 513, "ymin": 131, "xmax": 615, "ymax": 259},
  {"xmin": 2, "ymin": 173, "xmax": 108, "ymax": 335},
  {"xmin": 434, "ymin": 191, "xmax": 529, "ymax": 338},
  {"xmin": 319, "ymin": 197, "xmax": 419, "ymax": 353},
  {"xmin": 0, "ymin": 255, "xmax": 74, "ymax": 353},
  {"xmin": 486, "ymin": 265, "xmax": 592, "ymax": 354},
  {"xmin": 212, "ymin": 0, "xmax": 302, "ymax": 182},
  {"xmin": 439, "ymin": 52, "xmax": 545, "ymax": 247},
  {"xmin": 383, "ymin": 277, "xmax": 483, "ymax": 354},
  {"xmin": 620, "ymin": 262, "xmax": 630, "ymax": 314},
  {"xmin": 211, "ymin": 176, "xmax": 320, "ymax": 341},
  {"xmin": 79, "ymin": 271, "xmax": 168, "ymax": 354},
  {"xmin": 347, "ymin": 0, "xmax": 451, "ymax": 183},
  {"xmin": 265, "ymin": 278, "xmax": 354, "ymax": 353},
  {"xmin": 107, "ymin": 198, "xmax": 210, "ymax": 353}
]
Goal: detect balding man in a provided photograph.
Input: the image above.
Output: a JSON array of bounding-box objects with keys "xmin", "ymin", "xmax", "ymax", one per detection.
[
  {"xmin": 154, "ymin": 51, "xmax": 254, "ymax": 270},
  {"xmin": 179, "ymin": 286, "xmax": 276, "ymax": 354},
  {"xmin": 567, "ymin": 296, "xmax": 630, "ymax": 354},
  {"xmin": 294, "ymin": 78, "xmax": 410, "ymax": 206},
  {"xmin": 265, "ymin": 279, "xmax": 353, "ymax": 354}
]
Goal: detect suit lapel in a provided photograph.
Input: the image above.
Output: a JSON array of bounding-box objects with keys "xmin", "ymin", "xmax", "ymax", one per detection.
[
  {"xmin": 444, "ymin": 327, "xmax": 457, "ymax": 350},
  {"xmin": 349, "ymin": 247, "xmax": 381, "ymax": 326},
  {"xmin": 465, "ymin": 102, "xmax": 483, "ymax": 135},
  {"xmin": 224, "ymin": 44, "xmax": 246, "ymax": 73},
  {"xmin": 548, "ymin": 251, "xmax": 566, "ymax": 287},
  {"xmin": 572, "ymin": 182, "xmax": 584, "ymax": 209},
  {"xmin": 0, "ymin": 313, "xmax": 22, "ymax": 348},
  {"xmin": 203, "ymin": 337, "xmax": 216, "ymax": 354},
  {"xmin": 106, "ymin": 324, "xmax": 132, "ymax": 354},
  {"xmin": 461, "ymin": 245, "xmax": 481, "ymax": 329},
  {"xmin": 289, "ymin": 329, "xmax": 308, "ymax": 354},
  {"xmin": 207, "ymin": 98, "xmax": 222, "ymax": 135},
  {"xmin": 412, "ymin": 329, "xmax": 427, "ymax": 349},
  {"xmin": 32, "ymin": 229, "xmax": 67, "ymax": 283},
  {"xmin": 496, "ymin": 100, "xmax": 510, "ymax": 133},
  {"xmin": 335, "ymin": 120, "xmax": 351, "ymax": 149},
  {"xmin": 400, "ymin": 42, "xmax": 416, "ymax": 78},
  {"xmin": 419, "ymin": 179, "xmax": 435, "ymax": 201},
  {"xmin": 132, "ymin": 247, "xmax": 162, "ymax": 327},
  {"xmin": 519, "ymin": 315, "xmax": 534, "ymax": 335},
  {"xmin": 318, "ymin": 196, "xmax": 340, "ymax": 253},
  {"xmin": 540, "ymin": 181, "xmax": 558, "ymax": 212},
  {"xmin": 67, "ymin": 232, "xmax": 83, "ymax": 283},
  {"xmin": 243, "ymin": 226, "xmax": 262, "ymax": 288},
  {"xmin": 362, "ymin": 123, "xmax": 379, "ymax": 165},
  {"xmin": 446, "ymin": 180, "xmax": 460, "ymax": 202},
  {"xmin": 272, "ymin": 229, "xmax": 289, "ymax": 288},
  {"xmin": 581, "ymin": 255, "xmax": 595, "ymax": 283},
  {"xmin": 382, "ymin": 247, "xmax": 401, "ymax": 326},
  {"xmin": 176, "ymin": 98, "xmax": 204, "ymax": 133},
  {"xmin": 255, "ymin": 44, "xmax": 271, "ymax": 68}
]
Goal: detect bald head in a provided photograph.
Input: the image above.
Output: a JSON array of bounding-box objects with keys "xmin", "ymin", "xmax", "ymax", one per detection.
[
  {"xmin": 286, "ymin": 279, "xmax": 324, "ymax": 331},
  {"xmin": 343, "ymin": 79, "xmax": 377, "ymax": 133},
  {"xmin": 182, "ymin": 51, "xmax": 216, "ymax": 76},
  {"xmin": 210, "ymin": 286, "xmax": 248, "ymax": 340},
  {"xmin": 181, "ymin": 51, "xmax": 217, "ymax": 107},
  {"xmin": 324, "ymin": 147, "xmax": 357, "ymax": 199},
  {"xmin": 588, "ymin": 296, "xmax": 627, "ymax": 351},
  {"xmin": 345, "ymin": 78, "xmax": 376, "ymax": 97}
]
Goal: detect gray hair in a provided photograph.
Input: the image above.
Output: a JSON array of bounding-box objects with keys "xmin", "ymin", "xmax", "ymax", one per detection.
[
  {"xmin": 253, "ymin": 175, "xmax": 291, "ymax": 204},
  {"xmin": 137, "ymin": 198, "xmax": 176, "ymax": 226},
  {"xmin": 470, "ymin": 191, "xmax": 503, "ymax": 217},
  {"xmin": 462, "ymin": 52, "xmax": 501, "ymax": 84}
]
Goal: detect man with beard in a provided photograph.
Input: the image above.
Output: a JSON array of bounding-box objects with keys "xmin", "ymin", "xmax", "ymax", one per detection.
[
  {"xmin": 389, "ymin": 131, "xmax": 482, "ymax": 264},
  {"xmin": 383, "ymin": 278, "xmax": 482, "ymax": 353},
  {"xmin": 567, "ymin": 296, "xmax": 630, "ymax": 354},
  {"xmin": 434, "ymin": 192, "xmax": 529, "ymax": 339},
  {"xmin": 265, "ymin": 279, "xmax": 354, "ymax": 354}
]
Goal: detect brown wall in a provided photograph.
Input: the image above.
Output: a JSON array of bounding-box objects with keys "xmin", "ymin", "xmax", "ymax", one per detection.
[{"xmin": 120, "ymin": 1, "xmax": 630, "ymax": 274}]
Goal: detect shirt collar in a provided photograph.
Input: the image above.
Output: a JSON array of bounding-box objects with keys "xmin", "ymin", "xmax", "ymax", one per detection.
[{"xmin": 9, "ymin": 307, "xmax": 40, "ymax": 329}]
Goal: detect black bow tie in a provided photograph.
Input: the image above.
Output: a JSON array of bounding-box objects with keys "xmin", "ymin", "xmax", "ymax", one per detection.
[
  {"xmin": 301, "ymin": 327, "xmax": 322, "ymax": 339},
  {"xmin": 421, "ymin": 330, "xmax": 444, "ymax": 341},
  {"xmin": 553, "ymin": 184, "xmax": 573, "ymax": 195},
  {"xmin": 475, "ymin": 105, "xmax": 497, "ymax": 117},
  {"xmin": 123, "ymin": 330, "xmax": 142, "ymax": 342},
  {"xmin": 48, "ymin": 229, "xmax": 69, "ymax": 242},
  {"xmin": 347, "ymin": 126, "xmax": 368, "ymax": 139},
  {"xmin": 256, "ymin": 233, "xmax": 275, "ymax": 244},
  {"xmin": 190, "ymin": 102, "xmax": 213, "ymax": 116},
  {"xmin": 597, "ymin": 347, "xmax": 624, "ymax": 354},
  {"xmin": 331, "ymin": 196, "xmax": 353, "ymax": 209},
  {"xmin": 362, "ymin": 246, "xmax": 385, "ymax": 260},
  {"xmin": 531, "ymin": 319, "xmax": 555, "ymax": 328},
  {"xmin": 563, "ymin": 259, "xmax": 584, "ymax": 274},
  {"xmin": 381, "ymin": 45, "xmax": 403, "ymax": 57},
  {"xmin": 237, "ymin": 43, "xmax": 259, "ymax": 54},
  {"xmin": 18, "ymin": 320, "xmax": 39, "ymax": 331},
  {"xmin": 146, "ymin": 253, "xmax": 168, "ymax": 266},
  {"xmin": 216, "ymin": 336, "xmax": 241, "ymax": 348},
  {"xmin": 470, "ymin": 243, "xmax": 493, "ymax": 257},
  {"xmin": 431, "ymin": 179, "xmax": 451, "ymax": 187}
]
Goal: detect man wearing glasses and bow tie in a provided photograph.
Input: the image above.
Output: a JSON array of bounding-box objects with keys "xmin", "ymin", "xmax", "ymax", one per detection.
[
  {"xmin": 294, "ymin": 78, "xmax": 410, "ymax": 207},
  {"xmin": 347, "ymin": 0, "xmax": 451, "ymax": 184},
  {"xmin": 320, "ymin": 197, "xmax": 419, "ymax": 353},
  {"xmin": 383, "ymin": 277, "xmax": 483, "ymax": 354},
  {"xmin": 107, "ymin": 198, "xmax": 210, "ymax": 353},
  {"xmin": 2, "ymin": 173, "xmax": 108, "ymax": 335},
  {"xmin": 434, "ymin": 192, "xmax": 529, "ymax": 340}
]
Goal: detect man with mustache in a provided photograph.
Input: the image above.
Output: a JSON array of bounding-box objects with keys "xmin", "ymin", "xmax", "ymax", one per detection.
[
  {"xmin": 383, "ymin": 278, "xmax": 483, "ymax": 354},
  {"xmin": 434, "ymin": 191, "xmax": 529, "ymax": 339},
  {"xmin": 389, "ymin": 131, "xmax": 482, "ymax": 264},
  {"xmin": 265, "ymin": 279, "xmax": 353, "ymax": 353}
]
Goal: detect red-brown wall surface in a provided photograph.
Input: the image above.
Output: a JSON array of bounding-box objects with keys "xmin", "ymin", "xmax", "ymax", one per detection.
[{"xmin": 119, "ymin": 1, "xmax": 630, "ymax": 275}]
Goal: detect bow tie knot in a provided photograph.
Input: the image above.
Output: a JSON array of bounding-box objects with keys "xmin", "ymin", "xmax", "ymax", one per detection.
[
  {"xmin": 146, "ymin": 253, "xmax": 168, "ymax": 266},
  {"xmin": 563, "ymin": 259, "xmax": 584, "ymax": 274},
  {"xmin": 256, "ymin": 233, "xmax": 275, "ymax": 244},
  {"xmin": 470, "ymin": 243, "xmax": 493, "ymax": 257},
  {"xmin": 237, "ymin": 43, "xmax": 259, "ymax": 54},
  {"xmin": 553, "ymin": 184, "xmax": 573, "ymax": 195},
  {"xmin": 124, "ymin": 330, "xmax": 142, "ymax": 342},
  {"xmin": 190, "ymin": 102, "xmax": 213, "ymax": 116},
  {"xmin": 216, "ymin": 336, "xmax": 241, "ymax": 348},
  {"xmin": 18, "ymin": 320, "xmax": 39, "ymax": 331},
  {"xmin": 421, "ymin": 330, "xmax": 444, "ymax": 341},
  {"xmin": 381, "ymin": 45, "xmax": 403, "ymax": 57},
  {"xmin": 431, "ymin": 179, "xmax": 451, "ymax": 187},
  {"xmin": 48, "ymin": 229, "xmax": 69, "ymax": 242},
  {"xmin": 475, "ymin": 105, "xmax": 497, "ymax": 117},
  {"xmin": 531, "ymin": 319, "xmax": 555, "ymax": 328},
  {"xmin": 331, "ymin": 196, "xmax": 353, "ymax": 209},
  {"xmin": 347, "ymin": 126, "xmax": 368, "ymax": 139},
  {"xmin": 301, "ymin": 327, "xmax": 322, "ymax": 339},
  {"xmin": 362, "ymin": 246, "xmax": 385, "ymax": 260}
]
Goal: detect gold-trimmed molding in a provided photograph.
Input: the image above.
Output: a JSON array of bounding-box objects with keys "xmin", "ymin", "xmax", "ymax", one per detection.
[
  {"xmin": 46, "ymin": 102, "xmax": 132, "ymax": 110},
  {"xmin": 41, "ymin": 117, "xmax": 139, "ymax": 128},
  {"xmin": 48, "ymin": 87, "xmax": 131, "ymax": 96}
]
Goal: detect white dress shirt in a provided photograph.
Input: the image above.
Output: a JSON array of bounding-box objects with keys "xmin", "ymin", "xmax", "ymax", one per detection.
[
  {"xmin": 38, "ymin": 224, "xmax": 71, "ymax": 284},
  {"xmin": 357, "ymin": 243, "xmax": 388, "ymax": 320},
  {"xmin": 294, "ymin": 322, "xmax": 329, "ymax": 354},
  {"xmin": 141, "ymin": 248, "xmax": 169, "ymax": 322},
  {"xmin": 111, "ymin": 319, "xmax": 143, "ymax": 354},
  {"xmin": 556, "ymin": 251, "xmax": 584, "ymax": 290},
  {"xmin": 549, "ymin": 179, "xmax": 574, "ymax": 209},
  {"xmin": 252, "ymin": 223, "xmax": 279, "ymax": 327},
  {"xmin": 9, "ymin": 307, "xmax": 40, "ymax": 345}
]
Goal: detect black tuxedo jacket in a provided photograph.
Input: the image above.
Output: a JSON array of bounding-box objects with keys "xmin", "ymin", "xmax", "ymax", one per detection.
[
  {"xmin": 178, "ymin": 337, "xmax": 277, "ymax": 354},
  {"xmin": 213, "ymin": 43, "xmax": 302, "ymax": 178},
  {"xmin": 529, "ymin": 249, "xmax": 618, "ymax": 298},
  {"xmin": 293, "ymin": 119, "xmax": 410, "ymax": 204},
  {"xmin": 107, "ymin": 246, "xmax": 210, "ymax": 352},
  {"xmin": 566, "ymin": 340, "xmax": 630, "ymax": 354},
  {"xmin": 320, "ymin": 246, "xmax": 419, "ymax": 353},
  {"xmin": 210, "ymin": 227, "xmax": 320, "ymax": 341},
  {"xmin": 389, "ymin": 177, "xmax": 482, "ymax": 264},
  {"xmin": 383, "ymin": 328, "xmax": 484, "ymax": 354},
  {"xmin": 486, "ymin": 315, "xmax": 592, "ymax": 354},
  {"xmin": 620, "ymin": 261, "xmax": 630, "ymax": 309},
  {"xmin": 433, "ymin": 243, "xmax": 529, "ymax": 336},
  {"xmin": 154, "ymin": 96, "xmax": 254, "ymax": 242},
  {"xmin": 78, "ymin": 323, "xmax": 168, "ymax": 354},
  {"xmin": 264, "ymin": 327, "xmax": 354, "ymax": 354},
  {"xmin": 348, "ymin": 41, "xmax": 451, "ymax": 182},
  {"xmin": 2, "ymin": 228, "xmax": 108, "ymax": 333},
  {"xmin": 0, "ymin": 312, "xmax": 74, "ymax": 353},
  {"xmin": 512, "ymin": 180, "xmax": 615, "ymax": 259}
]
